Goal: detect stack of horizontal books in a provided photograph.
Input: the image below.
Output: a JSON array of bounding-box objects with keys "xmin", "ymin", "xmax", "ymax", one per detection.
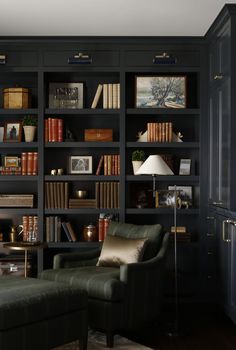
[{"xmin": 69, "ymin": 199, "xmax": 96, "ymax": 209}]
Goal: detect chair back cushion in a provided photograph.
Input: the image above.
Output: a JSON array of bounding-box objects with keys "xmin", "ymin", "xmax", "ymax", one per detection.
[
  {"xmin": 96, "ymin": 235, "xmax": 147, "ymax": 267},
  {"xmin": 107, "ymin": 221, "xmax": 163, "ymax": 261}
]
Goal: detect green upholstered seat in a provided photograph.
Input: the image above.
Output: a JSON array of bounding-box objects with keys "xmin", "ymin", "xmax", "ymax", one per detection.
[
  {"xmin": 0, "ymin": 276, "xmax": 88, "ymax": 350},
  {"xmin": 40, "ymin": 221, "xmax": 169, "ymax": 348},
  {"xmin": 41, "ymin": 266, "xmax": 124, "ymax": 301}
]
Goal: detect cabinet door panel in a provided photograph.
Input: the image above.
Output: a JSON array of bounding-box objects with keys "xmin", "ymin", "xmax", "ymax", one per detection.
[{"xmin": 0, "ymin": 50, "xmax": 38, "ymax": 67}]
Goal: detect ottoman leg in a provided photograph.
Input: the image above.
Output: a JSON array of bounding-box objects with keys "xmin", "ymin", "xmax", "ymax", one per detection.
[{"xmin": 79, "ymin": 335, "xmax": 88, "ymax": 350}]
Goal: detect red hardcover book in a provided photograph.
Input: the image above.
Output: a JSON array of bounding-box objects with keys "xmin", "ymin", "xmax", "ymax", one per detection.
[
  {"xmin": 48, "ymin": 118, "xmax": 52, "ymax": 142},
  {"xmin": 21, "ymin": 152, "xmax": 27, "ymax": 175},
  {"xmin": 28, "ymin": 216, "xmax": 34, "ymax": 241},
  {"xmin": 44, "ymin": 119, "xmax": 49, "ymax": 143},
  {"xmin": 22, "ymin": 215, "xmax": 29, "ymax": 242},
  {"xmin": 51, "ymin": 118, "xmax": 58, "ymax": 142},
  {"xmin": 103, "ymin": 218, "xmax": 110, "ymax": 239},
  {"xmin": 27, "ymin": 152, "xmax": 33, "ymax": 175},
  {"xmin": 58, "ymin": 118, "xmax": 63, "ymax": 142},
  {"xmin": 104, "ymin": 155, "xmax": 108, "ymax": 176},
  {"xmin": 98, "ymin": 218, "xmax": 104, "ymax": 241},
  {"xmin": 32, "ymin": 152, "xmax": 38, "ymax": 175}
]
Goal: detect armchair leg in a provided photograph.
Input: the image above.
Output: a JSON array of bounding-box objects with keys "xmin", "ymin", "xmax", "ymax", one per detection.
[
  {"xmin": 79, "ymin": 335, "xmax": 88, "ymax": 350},
  {"xmin": 106, "ymin": 332, "xmax": 114, "ymax": 348}
]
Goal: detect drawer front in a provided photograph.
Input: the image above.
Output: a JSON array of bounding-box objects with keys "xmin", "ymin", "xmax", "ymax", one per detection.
[
  {"xmin": 43, "ymin": 50, "xmax": 120, "ymax": 67},
  {"xmin": 125, "ymin": 50, "xmax": 200, "ymax": 67},
  {"xmin": 0, "ymin": 51, "xmax": 38, "ymax": 67}
]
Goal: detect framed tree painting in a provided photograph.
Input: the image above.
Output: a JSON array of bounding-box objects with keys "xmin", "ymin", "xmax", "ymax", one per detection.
[{"xmin": 135, "ymin": 75, "xmax": 186, "ymax": 108}]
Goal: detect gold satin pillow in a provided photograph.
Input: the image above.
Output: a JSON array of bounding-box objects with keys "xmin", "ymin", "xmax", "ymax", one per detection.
[{"xmin": 96, "ymin": 235, "xmax": 147, "ymax": 267}]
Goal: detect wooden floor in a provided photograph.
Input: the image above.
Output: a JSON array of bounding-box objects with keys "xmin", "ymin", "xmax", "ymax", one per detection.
[{"xmin": 124, "ymin": 304, "xmax": 236, "ymax": 350}]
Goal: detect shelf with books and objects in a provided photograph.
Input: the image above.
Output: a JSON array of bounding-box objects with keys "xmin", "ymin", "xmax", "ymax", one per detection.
[
  {"xmin": 44, "ymin": 71, "xmax": 120, "ymax": 111},
  {"xmin": 0, "ymin": 152, "xmax": 38, "ymax": 176}
]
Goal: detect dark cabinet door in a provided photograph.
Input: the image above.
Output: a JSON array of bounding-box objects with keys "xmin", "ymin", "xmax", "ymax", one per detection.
[
  {"xmin": 216, "ymin": 213, "xmax": 236, "ymax": 323},
  {"xmin": 209, "ymin": 20, "xmax": 231, "ymax": 209}
]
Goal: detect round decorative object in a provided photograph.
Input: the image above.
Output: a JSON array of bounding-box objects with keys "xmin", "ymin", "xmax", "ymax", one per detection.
[
  {"xmin": 83, "ymin": 224, "xmax": 98, "ymax": 241},
  {"xmin": 76, "ymin": 190, "xmax": 88, "ymax": 199}
]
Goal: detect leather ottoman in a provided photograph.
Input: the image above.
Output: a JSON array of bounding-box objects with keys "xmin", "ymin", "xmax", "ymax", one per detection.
[{"xmin": 0, "ymin": 276, "xmax": 88, "ymax": 350}]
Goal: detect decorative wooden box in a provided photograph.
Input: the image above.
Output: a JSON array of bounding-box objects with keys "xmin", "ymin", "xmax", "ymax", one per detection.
[
  {"xmin": 84, "ymin": 129, "xmax": 113, "ymax": 142},
  {"xmin": 3, "ymin": 87, "xmax": 30, "ymax": 109},
  {"xmin": 0, "ymin": 194, "xmax": 34, "ymax": 207}
]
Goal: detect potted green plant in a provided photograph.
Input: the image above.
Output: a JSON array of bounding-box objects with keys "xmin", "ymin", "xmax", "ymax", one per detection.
[
  {"xmin": 22, "ymin": 116, "xmax": 37, "ymax": 142},
  {"xmin": 132, "ymin": 149, "xmax": 145, "ymax": 175}
]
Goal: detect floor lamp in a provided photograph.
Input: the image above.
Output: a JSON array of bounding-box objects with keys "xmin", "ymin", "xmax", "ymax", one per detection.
[{"xmin": 136, "ymin": 155, "xmax": 179, "ymax": 336}]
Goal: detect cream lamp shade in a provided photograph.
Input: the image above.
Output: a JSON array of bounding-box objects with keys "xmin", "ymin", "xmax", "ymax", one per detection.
[{"xmin": 135, "ymin": 155, "xmax": 174, "ymax": 175}]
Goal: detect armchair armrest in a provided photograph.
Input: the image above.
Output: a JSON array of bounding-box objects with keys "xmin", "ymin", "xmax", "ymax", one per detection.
[
  {"xmin": 53, "ymin": 248, "xmax": 101, "ymax": 269},
  {"xmin": 120, "ymin": 231, "xmax": 169, "ymax": 282},
  {"xmin": 119, "ymin": 232, "xmax": 169, "ymax": 328}
]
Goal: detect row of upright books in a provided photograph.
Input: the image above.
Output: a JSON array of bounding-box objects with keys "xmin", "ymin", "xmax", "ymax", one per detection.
[
  {"xmin": 44, "ymin": 118, "xmax": 64, "ymax": 142},
  {"xmin": 45, "ymin": 216, "xmax": 77, "ymax": 242},
  {"xmin": 147, "ymin": 122, "xmax": 173, "ymax": 142},
  {"xmin": 96, "ymin": 154, "xmax": 120, "ymax": 175},
  {"xmin": 22, "ymin": 215, "xmax": 38, "ymax": 242},
  {"xmin": 44, "ymin": 182, "xmax": 69, "ymax": 209},
  {"xmin": 91, "ymin": 83, "xmax": 120, "ymax": 109},
  {"xmin": 0, "ymin": 152, "xmax": 38, "ymax": 176},
  {"xmin": 95, "ymin": 182, "xmax": 120, "ymax": 209}
]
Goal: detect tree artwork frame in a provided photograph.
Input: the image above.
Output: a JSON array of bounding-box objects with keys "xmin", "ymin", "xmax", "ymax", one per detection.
[{"xmin": 135, "ymin": 75, "xmax": 187, "ymax": 108}]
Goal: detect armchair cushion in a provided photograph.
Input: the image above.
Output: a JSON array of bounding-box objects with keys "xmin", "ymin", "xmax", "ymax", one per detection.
[
  {"xmin": 97, "ymin": 235, "xmax": 147, "ymax": 267},
  {"xmin": 107, "ymin": 221, "xmax": 163, "ymax": 260},
  {"xmin": 40, "ymin": 266, "xmax": 124, "ymax": 302}
]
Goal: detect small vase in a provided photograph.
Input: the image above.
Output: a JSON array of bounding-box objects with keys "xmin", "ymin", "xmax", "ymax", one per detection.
[
  {"xmin": 23, "ymin": 126, "xmax": 36, "ymax": 142},
  {"xmin": 132, "ymin": 161, "xmax": 143, "ymax": 175}
]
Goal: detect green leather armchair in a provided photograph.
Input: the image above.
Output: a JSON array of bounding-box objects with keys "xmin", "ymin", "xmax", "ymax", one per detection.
[{"xmin": 40, "ymin": 221, "xmax": 169, "ymax": 347}]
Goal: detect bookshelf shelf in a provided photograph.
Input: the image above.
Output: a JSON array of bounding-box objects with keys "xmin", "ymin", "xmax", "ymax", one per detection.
[
  {"xmin": 0, "ymin": 142, "xmax": 38, "ymax": 148},
  {"xmin": 45, "ymin": 142, "xmax": 120, "ymax": 148},
  {"xmin": 126, "ymin": 175, "xmax": 199, "ymax": 182},
  {"xmin": 126, "ymin": 142, "xmax": 199, "ymax": 148},
  {"xmin": 126, "ymin": 208, "xmax": 199, "ymax": 215},
  {"xmin": 126, "ymin": 108, "xmax": 200, "ymax": 115},
  {"xmin": 45, "ymin": 208, "xmax": 120, "ymax": 215},
  {"xmin": 0, "ymin": 109, "xmax": 39, "ymax": 115},
  {"xmin": 0, "ymin": 176, "xmax": 39, "ymax": 181},
  {"xmin": 45, "ymin": 108, "xmax": 120, "ymax": 115},
  {"xmin": 44, "ymin": 175, "xmax": 120, "ymax": 181},
  {"xmin": 0, "ymin": 208, "xmax": 38, "ymax": 215}
]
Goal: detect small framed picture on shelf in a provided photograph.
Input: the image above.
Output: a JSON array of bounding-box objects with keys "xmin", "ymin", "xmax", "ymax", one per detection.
[
  {"xmin": 4, "ymin": 122, "xmax": 22, "ymax": 142},
  {"xmin": 168, "ymin": 186, "xmax": 192, "ymax": 208},
  {"xmin": 69, "ymin": 155, "xmax": 93, "ymax": 174},
  {"xmin": 4, "ymin": 156, "xmax": 19, "ymax": 168},
  {"xmin": 49, "ymin": 82, "xmax": 84, "ymax": 109},
  {"xmin": 179, "ymin": 158, "xmax": 191, "ymax": 175},
  {"xmin": 135, "ymin": 75, "xmax": 186, "ymax": 108},
  {"xmin": 155, "ymin": 190, "xmax": 177, "ymax": 208}
]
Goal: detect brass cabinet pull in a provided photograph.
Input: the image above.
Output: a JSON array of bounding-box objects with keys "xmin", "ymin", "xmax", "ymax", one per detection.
[
  {"xmin": 214, "ymin": 74, "xmax": 223, "ymax": 80},
  {"xmin": 212, "ymin": 201, "xmax": 223, "ymax": 205},
  {"xmin": 222, "ymin": 219, "xmax": 236, "ymax": 242},
  {"xmin": 0, "ymin": 54, "xmax": 6, "ymax": 65}
]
